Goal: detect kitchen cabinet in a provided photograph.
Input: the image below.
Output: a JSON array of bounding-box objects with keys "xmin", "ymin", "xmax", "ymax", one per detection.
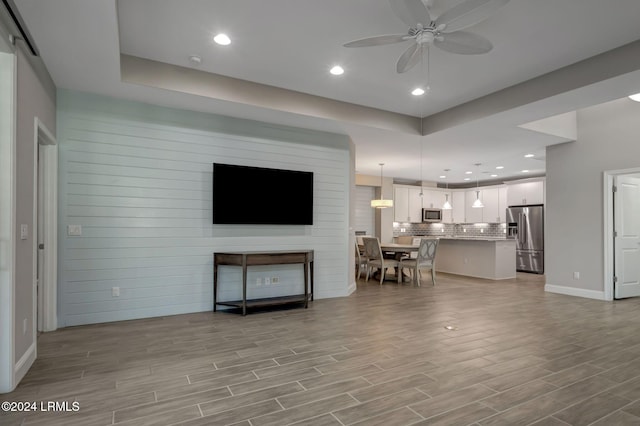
[
  {"xmin": 394, "ymin": 185, "xmax": 423, "ymax": 223},
  {"xmin": 421, "ymin": 188, "xmax": 441, "ymax": 209},
  {"xmin": 464, "ymin": 187, "xmax": 503, "ymax": 223},
  {"xmin": 507, "ymin": 180, "xmax": 544, "ymax": 206},
  {"xmin": 498, "ymin": 186, "xmax": 508, "ymax": 222},
  {"xmin": 423, "ymin": 188, "xmax": 451, "ymax": 209},
  {"xmin": 482, "ymin": 187, "xmax": 500, "ymax": 223},
  {"xmin": 451, "ymin": 191, "xmax": 466, "ymax": 223},
  {"xmin": 465, "ymin": 190, "xmax": 484, "ymax": 223}
]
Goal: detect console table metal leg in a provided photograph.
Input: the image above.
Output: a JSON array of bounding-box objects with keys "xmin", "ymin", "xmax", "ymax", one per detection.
[
  {"xmin": 213, "ymin": 261, "xmax": 218, "ymax": 312},
  {"xmin": 310, "ymin": 260, "xmax": 314, "ymax": 301},
  {"xmin": 303, "ymin": 260, "xmax": 309, "ymax": 308},
  {"xmin": 242, "ymin": 257, "xmax": 247, "ymax": 316}
]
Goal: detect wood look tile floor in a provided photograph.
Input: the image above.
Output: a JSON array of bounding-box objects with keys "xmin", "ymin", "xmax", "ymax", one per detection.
[{"xmin": 3, "ymin": 272, "xmax": 640, "ymax": 426}]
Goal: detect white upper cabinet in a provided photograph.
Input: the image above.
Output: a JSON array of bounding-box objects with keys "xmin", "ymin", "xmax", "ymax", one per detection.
[
  {"xmin": 421, "ymin": 189, "xmax": 442, "ymax": 209},
  {"xmin": 482, "ymin": 187, "xmax": 500, "ymax": 223},
  {"xmin": 394, "ymin": 185, "xmax": 423, "ymax": 223},
  {"xmin": 506, "ymin": 179, "xmax": 545, "ymax": 206},
  {"xmin": 463, "ymin": 187, "xmax": 504, "ymax": 223},
  {"xmin": 451, "ymin": 191, "xmax": 466, "ymax": 223},
  {"xmin": 465, "ymin": 190, "xmax": 484, "ymax": 223},
  {"xmin": 498, "ymin": 186, "xmax": 508, "ymax": 222}
]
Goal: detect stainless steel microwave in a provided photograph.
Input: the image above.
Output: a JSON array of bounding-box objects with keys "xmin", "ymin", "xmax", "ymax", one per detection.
[{"xmin": 422, "ymin": 208, "xmax": 443, "ymax": 222}]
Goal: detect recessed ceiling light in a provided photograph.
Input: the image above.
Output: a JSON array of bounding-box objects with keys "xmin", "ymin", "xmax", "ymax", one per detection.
[
  {"xmin": 465, "ymin": 171, "xmax": 472, "ymax": 174},
  {"xmin": 213, "ymin": 33, "xmax": 231, "ymax": 45},
  {"xmin": 522, "ymin": 169, "xmax": 530, "ymax": 173},
  {"xmin": 496, "ymin": 166, "xmax": 504, "ymax": 169},
  {"xmin": 491, "ymin": 174, "xmax": 498, "ymax": 177},
  {"xmin": 411, "ymin": 88, "xmax": 425, "ymax": 96},
  {"xmin": 188, "ymin": 55, "xmax": 202, "ymax": 65},
  {"xmin": 463, "ymin": 178, "xmax": 471, "ymax": 181},
  {"xmin": 439, "ymin": 175, "xmax": 446, "ymax": 179},
  {"xmin": 629, "ymin": 93, "xmax": 640, "ymax": 102},
  {"xmin": 524, "ymin": 154, "xmax": 534, "ymax": 158},
  {"xmin": 330, "ymin": 65, "xmax": 344, "ymax": 75}
]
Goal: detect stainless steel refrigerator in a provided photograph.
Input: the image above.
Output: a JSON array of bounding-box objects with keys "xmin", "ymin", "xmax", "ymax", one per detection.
[{"xmin": 506, "ymin": 205, "xmax": 544, "ymax": 274}]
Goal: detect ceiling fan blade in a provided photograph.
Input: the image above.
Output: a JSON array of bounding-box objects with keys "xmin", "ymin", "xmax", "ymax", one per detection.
[
  {"xmin": 435, "ymin": 0, "xmax": 509, "ymax": 33},
  {"xmin": 434, "ymin": 31, "xmax": 493, "ymax": 54},
  {"xmin": 344, "ymin": 34, "xmax": 410, "ymax": 48},
  {"xmin": 396, "ymin": 42, "xmax": 422, "ymax": 73},
  {"xmin": 389, "ymin": 0, "xmax": 432, "ymax": 28}
]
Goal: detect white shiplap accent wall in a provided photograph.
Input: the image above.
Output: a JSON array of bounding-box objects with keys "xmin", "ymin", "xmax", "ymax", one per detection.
[{"xmin": 57, "ymin": 91, "xmax": 352, "ymax": 327}]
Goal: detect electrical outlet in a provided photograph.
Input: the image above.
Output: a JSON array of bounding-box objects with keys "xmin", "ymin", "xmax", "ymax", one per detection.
[
  {"xmin": 464, "ymin": 258, "xmax": 468, "ymax": 264},
  {"xmin": 271, "ymin": 277, "xmax": 279, "ymax": 284},
  {"xmin": 264, "ymin": 277, "xmax": 271, "ymax": 285},
  {"xmin": 23, "ymin": 318, "xmax": 27, "ymax": 335},
  {"xmin": 67, "ymin": 224, "xmax": 82, "ymax": 236},
  {"xmin": 573, "ymin": 272, "xmax": 580, "ymax": 280},
  {"xmin": 112, "ymin": 286, "xmax": 120, "ymax": 297},
  {"xmin": 256, "ymin": 277, "xmax": 262, "ymax": 286}
]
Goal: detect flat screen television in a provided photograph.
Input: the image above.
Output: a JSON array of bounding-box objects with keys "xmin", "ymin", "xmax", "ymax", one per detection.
[{"xmin": 212, "ymin": 163, "xmax": 314, "ymax": 225}]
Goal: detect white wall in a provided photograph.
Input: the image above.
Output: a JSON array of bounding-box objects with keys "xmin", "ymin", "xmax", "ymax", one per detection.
[
  {"xmin": 354, "ymin": 186, "xmax": 375, "ymax": 236},
  {"xmin": 0, "ymin": 50, "xmax": 15, "ymax": 394},
  {"xmin": 57, "ymin": 90, "xmax": 353, "ymax": 327},
  {"xmin": 546, "ymin": 97, "xmax": 640, "ymax": 298}
]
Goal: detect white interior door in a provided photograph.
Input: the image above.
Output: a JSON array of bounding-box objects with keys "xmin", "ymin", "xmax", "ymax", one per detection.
[{"xmin": 614, "ymin": 175, "xmax": 640, "ymax": 299}]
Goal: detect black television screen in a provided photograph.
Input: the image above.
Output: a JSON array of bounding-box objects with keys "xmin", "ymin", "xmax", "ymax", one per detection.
[{"xmin": 212, "ymin": 163, "xmax": 314, "ymax": 225}]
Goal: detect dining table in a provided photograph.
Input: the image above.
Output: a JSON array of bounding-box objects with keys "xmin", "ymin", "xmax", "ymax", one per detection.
[{"xmin": 359, "ymin": 242, "xmax": 419, "ymax": 283}]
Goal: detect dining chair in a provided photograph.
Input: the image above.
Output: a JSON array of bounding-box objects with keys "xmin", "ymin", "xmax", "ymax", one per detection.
[
  {"xmin": 399, "ymin": 238, "xmax": 439, "ymax": 286},
  {"xmin": 362, "ymin": 237, "xmax": 399, "ymax": 285},
  {"xmin": 355, "ymin": 240, "xmax": 367, "ymax": 280}
]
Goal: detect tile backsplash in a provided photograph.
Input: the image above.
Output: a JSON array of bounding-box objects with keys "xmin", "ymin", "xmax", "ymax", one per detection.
[{"xmin": 393, "ymin": 222, "xmax": 507, "ymax": 238}]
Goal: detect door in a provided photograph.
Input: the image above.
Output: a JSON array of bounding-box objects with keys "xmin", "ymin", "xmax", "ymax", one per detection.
[{"xmin": 614, "ymin": 175, "xmax": 640, "ymax": 298}]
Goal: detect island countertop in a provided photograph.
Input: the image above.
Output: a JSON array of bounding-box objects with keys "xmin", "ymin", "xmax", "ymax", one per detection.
[{"xmin": 437, "ymin": 236, "xmax": 513, "ymax": 242}]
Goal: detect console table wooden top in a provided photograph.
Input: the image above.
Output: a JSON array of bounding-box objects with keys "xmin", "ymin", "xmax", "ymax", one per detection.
[
  {"xmin": 214, "ymin": 250, "xmax": 314, "ymax": 266},
  {"xmin": 213, "ymin": 249, "xmax": 314, "ymax": 315}
]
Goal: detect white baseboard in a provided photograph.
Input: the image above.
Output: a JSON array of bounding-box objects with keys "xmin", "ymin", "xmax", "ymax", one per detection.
[
  {"xmin": 14, "ymin": 341, "xmax": 36, "ymax": 385},
  {"xmin": 346, "ymin": 281, "xmax": 357, "ymax": 296},
  {"xmin": 545, "ymin": 283, "xmax": 606, "ymax": 301}
]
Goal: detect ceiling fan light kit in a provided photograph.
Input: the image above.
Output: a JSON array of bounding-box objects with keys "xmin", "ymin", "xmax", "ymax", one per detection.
[{"xmin": 344, "ymin": 0, "xmax": 510, "ymax": 73}]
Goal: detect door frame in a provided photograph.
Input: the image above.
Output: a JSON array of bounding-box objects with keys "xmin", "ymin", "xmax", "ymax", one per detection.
[
  {"xmin": 603, "ymin": 167, "xmax": 640, "ymax": 301},
  {"xmin": 33, "ymin": 118, "xmax": 57, "ymax": 332}
]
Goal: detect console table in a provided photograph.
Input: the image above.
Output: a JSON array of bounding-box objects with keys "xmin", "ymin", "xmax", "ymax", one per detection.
[{"xmin": 213, "ymin": 250, "xmax": 314, "ymax": 316}]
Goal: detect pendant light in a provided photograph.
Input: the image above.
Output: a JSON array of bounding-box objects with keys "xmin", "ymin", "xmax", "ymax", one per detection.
[
  {"xmin": 472, "ymin": 163, "xmax": 484, "ymax": 208},
  {"xmin": 442, "ymin": 169, "xmax": 452, "ymax": 210},
  {"xmin": 371, "ymin": 163, "xmax": 393, "ymax": 208}
]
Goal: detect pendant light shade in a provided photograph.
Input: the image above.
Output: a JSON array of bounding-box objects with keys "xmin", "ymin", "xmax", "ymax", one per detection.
[
  {"xmin": 442, "ymin": 194, "xmax": 452, "ymax": 210},
  {"xmin": 472, "ymin": 163, "xmax": 484, "ymax": 208},
  {"xmin": 441, "ymin": 169, "xmax": 452, "ymax": 209},
  {"xmin": 371, "ymin": 163, "xmax": 393, "ymax": 208},
  {"xmin": 472, "ymin": 191, "xmax": 484, "ymax": 208}
]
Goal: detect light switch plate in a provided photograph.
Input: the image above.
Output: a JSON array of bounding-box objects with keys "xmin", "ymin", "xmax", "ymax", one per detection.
[
  {"xmin": 20, "ymin": 224, "xmax": 28, "ymax": 240},
  {"xmin": 68, "ymin": 225, "xmax": 82, "ymax": 236}
]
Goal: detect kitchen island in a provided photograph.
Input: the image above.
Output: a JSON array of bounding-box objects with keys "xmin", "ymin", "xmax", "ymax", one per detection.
[{"xmin": 435, "ymin": 237, "xmax": 516, "ymax": 280}]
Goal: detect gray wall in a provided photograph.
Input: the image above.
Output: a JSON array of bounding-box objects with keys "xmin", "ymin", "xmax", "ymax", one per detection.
[
  {"xmin": 14, "ymin": 48, "xmax": 56, "ymax": 364},
  {"xmin": 57, "ymin": 90, "xmax": 352, "ymax": 326},
  {"xmin": 546, "ymin": 97, "xmax": 640, "ymax": 295}
]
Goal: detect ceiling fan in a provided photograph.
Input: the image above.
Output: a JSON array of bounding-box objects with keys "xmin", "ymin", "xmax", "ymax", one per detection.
[{"xmin": 344, "ymin": 0, "xmax": 510, "ymax": 73}]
